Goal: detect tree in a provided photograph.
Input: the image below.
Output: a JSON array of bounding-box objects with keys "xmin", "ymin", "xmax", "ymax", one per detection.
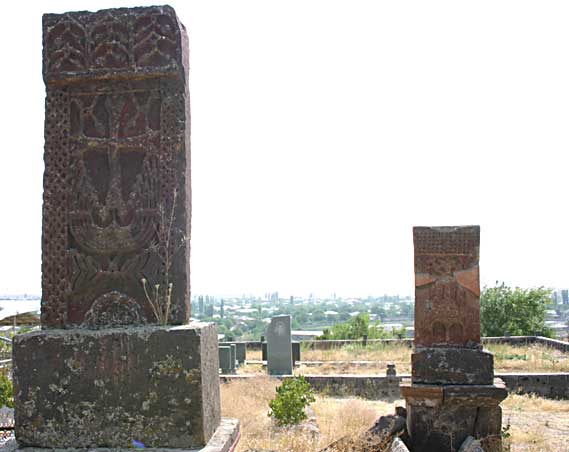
[
  {"xmin": 480, "ymin": 283, "xmax": 553, "ymax": 337},
  {"xmin": 318, "ymin": 313, "xmax": 390, "ymax": 340}
]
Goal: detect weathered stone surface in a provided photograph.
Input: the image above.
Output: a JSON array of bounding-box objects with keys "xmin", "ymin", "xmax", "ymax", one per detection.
[
  {"xmin": 413, "ymin": 226, "xmax": 481, "ymax": 348},
  {"xmin": 390, "ymin": 438, "xmax": 410, "ymax": 452},
  {"xmin": 412, "ymin": 347, "xmax": 494, "ymax": 385},
  {"xmin": 400, "ymin": 381, "xmax": 506, "ymax": 452},
  {"xmin": 266, "ymin": 315, "xmax": 293, "ymax": 375},
  {"xmin": 42, "ymin": 5, "xmax": 192, "ymax": 328},
  {"xmin": 13, "ymin": 323, "xmax": 220, "ymax": 448},
  {"xmin": 458, "ymin": 435, "xmax": 484, "ymax": 452},
  {"xmin": 2, "ymin": 419, "xmax": 240, "ymax": 452}
]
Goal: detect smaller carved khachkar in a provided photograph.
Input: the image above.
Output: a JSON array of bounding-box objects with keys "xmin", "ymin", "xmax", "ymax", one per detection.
[
  {"xmin": 413, "ymin": 226, "xmax": 480, "ymax": 347},
  {"xmin": 42, "ymin": 6, "xmax": 191, "ymax": 328},
  {"xmin": 402, "ymin": 226, "xmax": 506, "ymax": 452}
]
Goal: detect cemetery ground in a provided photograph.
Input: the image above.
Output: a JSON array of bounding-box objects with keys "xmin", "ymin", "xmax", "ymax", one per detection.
[
  {"xmin": 243, "ymin": 342, "xmax": 569, "ymax": 375},
  {"xmin": 221, "ymin": 376, "xmax": 569, "ymax": 452}
]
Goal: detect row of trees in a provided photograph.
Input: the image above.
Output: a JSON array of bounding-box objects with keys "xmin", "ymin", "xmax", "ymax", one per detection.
[
  {"xmin": 318, "ymin": 313, "xmax": 406, "ymax": 340},
  {"xmin": 316, "ymin": 284, "xmax": 555, "ymax": 340}
]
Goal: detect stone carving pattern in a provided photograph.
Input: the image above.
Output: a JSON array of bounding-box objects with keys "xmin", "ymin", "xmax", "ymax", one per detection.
[
  {"xmin": 43, "ymin": 83, "xmax": 185, "ymax": 327},
  {"xmin": 42, "ymin": 89, "xmax": 71, "ymax": 327},
  {"xmin": 414, "ymin": 227, "xmax": 480, "ymax": 347},
  {"xmin": 44, "ymin": 7, "xmax": 181, "ymax": 79}
]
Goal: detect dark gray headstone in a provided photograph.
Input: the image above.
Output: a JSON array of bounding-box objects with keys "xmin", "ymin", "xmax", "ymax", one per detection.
[
  {"xmin": 219, "ymin": 346, "xmax": 233, "ymax": 374},
  {"xmin": 292, "ymin": 341, "xmax": 301, "ymax": 365},
  {"xmin": 235, "ymin": 343, "xmax": 246, "ymax": 364},
  {"xmin": 266, "ymin": 315, "xmax": 293, "ymax": 375},
  {"xmin": 230, "ymin": 344, "xmax": 237, "ymax": 369}
]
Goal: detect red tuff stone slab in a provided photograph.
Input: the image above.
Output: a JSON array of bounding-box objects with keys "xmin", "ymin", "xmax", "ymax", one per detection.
[
  {"xmin": 41, "ymin": 6, "xmax": 191, "ymax": 328},
  {"xmin": 413, "ymin": 226, "xmax": 481, "ymax": 348}
]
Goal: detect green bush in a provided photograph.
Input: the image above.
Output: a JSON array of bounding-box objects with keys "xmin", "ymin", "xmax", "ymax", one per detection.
[
  {"xmin": 481, "ymin": 284, "xmax": 553, "ymax": 337},
  {"xmin": 0, "ymin": 370, "xmax": 13, "ymax": 408},
  {"xmin": 317, "ymin": 313, "xmax": 393, "ymax": 340},
  {"xmin": 268, "ymin": 376, "xmax": 315, "ymax": 426}
]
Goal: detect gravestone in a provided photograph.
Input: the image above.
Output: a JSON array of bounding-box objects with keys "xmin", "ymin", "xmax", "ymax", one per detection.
[
  {"xmin": 266, "ymin": 315, "xmax": 293, "ymax": 375},
  {"xmin": 263, "ymin": 340, "xmax": 299, "ymax": 365},
  {"xmin": 401, "ymin": 226, "xmax": 506, "ymax": 452},
  {"xmin": 230, "ymin": 344, "xmax": 237, "ymax": 368},
  {"xmin": 292, "ymin": 341, "xmax": 301, "ymax": 365},
  {"xmin": 235, "ymin": 342, "xmax": 246, "ymax": 364},
  {"xmin": 11, "ymin": 6, "xmax": 234, "ymax": 450},
  {"xmin": 219, "ymin": 346, "xmax": 233, "ymax": 374}
]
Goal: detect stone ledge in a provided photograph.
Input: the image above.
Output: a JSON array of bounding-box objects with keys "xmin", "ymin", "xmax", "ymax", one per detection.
[
  {"xmin": 411, "ymin": 347, "xmax": 494, "ymax": 385},
  {"xmin": 400, "ymin": 378, "xmax": 508, "ymax": 406},
  {"xmin": 1, "ymin": 418, "xmax": 240, "ymax": 452}
]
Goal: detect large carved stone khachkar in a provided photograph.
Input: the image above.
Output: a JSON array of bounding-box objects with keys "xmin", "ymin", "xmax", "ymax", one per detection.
[
  {"xmin": 401, "ymin": 226, "xmax": 507, "ymax": 452},
  {"xmin": 11, "ymin": 6, "xmax": 239, "ymax": 451}
]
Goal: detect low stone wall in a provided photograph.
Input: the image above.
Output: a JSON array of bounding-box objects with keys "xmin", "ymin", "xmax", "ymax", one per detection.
[
  {"xmin": 221, "ymin": 372, "xmax": 569, "ymax": 400},
  {"xmin": 496, "ymin": 373, "xmax": 569, "ymax": 399},
  {"xmin": 242, "ymin": 336, "xmax": 569, "ymax": 352},
  {"xmin": 303, "ymin": 375, "xmax": 401, "ymax": 400}
]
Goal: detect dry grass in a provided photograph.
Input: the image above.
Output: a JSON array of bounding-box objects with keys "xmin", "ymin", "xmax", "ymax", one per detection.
[
  {"xmin": 246, "ymin": 343, "xmax": 569, "ymax": 374},
  {"xmin": 220, "ymin": 376, "xmax": 400, "ymax": 452},
  {"xmin": 502, "ymin": 394, "xmax": 569, "ymax": 451},
  {"xmin": 489, "ymin": 343, "xmax": 569, "ymax": 373},
  {"xmin": 221, "ymin": 378, "xmax": 569, "ymax": 452}
]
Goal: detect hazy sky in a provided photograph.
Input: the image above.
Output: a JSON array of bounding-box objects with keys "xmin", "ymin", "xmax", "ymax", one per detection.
[{"xmin": 0, "ymin": 1, "xmax": 568, "ymax": 298}]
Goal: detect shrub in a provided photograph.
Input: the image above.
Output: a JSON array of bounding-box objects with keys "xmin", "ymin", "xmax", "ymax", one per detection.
[
  {"xmin": 317, "ymin": 313, "xmax": 391, "ymax": 340},
  {"xmin": 268, "ymin": 376, "xmax": 315, "ymax": 426},
  {"xmin": 0, "ymin": 370, "xmax": 13, "ymax": 408}
]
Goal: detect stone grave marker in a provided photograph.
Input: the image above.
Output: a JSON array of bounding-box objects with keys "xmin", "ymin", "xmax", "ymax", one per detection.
[
  {"xmin": 401, "ymin": 226, "xmax": 507, "ymax": 451},
  {"xmin": 11, "ymin": 6, "xmax": 235, "ymax": 450},
  {"xmin": 262, "ymin": 340, "xmax": 299, "ymax": 365},
  {"xmin": 219, "ymin": 346, "xmax": 233, "ymax": 374},
  {"xmin": 266, "ymin": 315, "xmax": 293, "ymax": 375},
  {"xmin": 230, "ymin": 344, "xmax": 237, "ymax": 368},
  {"xmin": 235, "ymin": 342, "xmax": 246, "ymax": 364},
  {"xmin": 292, "ymin": 341, "xmax": 301, "ymax": 365}
]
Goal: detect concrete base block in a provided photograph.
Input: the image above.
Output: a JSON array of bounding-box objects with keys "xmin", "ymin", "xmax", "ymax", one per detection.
[
  {"xmin": 2, "ymin": 418, "xmax": 240, "ymax": 452},
  {"xmin": 412, "ymin": 347, "xmax": 494, "ymax": 385},
  {"xmin": 401, "ymin": 379, "xmax": 507, "ymax": 452},
  {"xmin": 13, "ymin": 323, "xmax": 221, "ymax": 449}
]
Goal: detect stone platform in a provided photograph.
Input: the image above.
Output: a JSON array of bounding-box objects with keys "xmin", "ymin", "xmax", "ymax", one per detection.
[
  {"xmin": 412, "ymin": 346, "xmax": 494, "ymax": 385},
  {"xmin": 401, "ymin": 378, "xmax": 507, "ymax": 452},
  {"xmin": 1, "ymin": 418, "xmax": 240, "ymax": 452},
  {"xmin": 13, "ymin": 323, "xmax": 220, "ymax": 449}
]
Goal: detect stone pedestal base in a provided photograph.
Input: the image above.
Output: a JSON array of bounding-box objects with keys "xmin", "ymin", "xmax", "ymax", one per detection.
[
  {"xmin": 13, "ymin": 323, "xmax": 221, "ymax": 449},
  {"xmin": 2, "ymin": 418, "xmax": 240, "ymax": 452},
  {"xmin": 412, "ymin": 347, "xmax": 494, "ymax": 385},
  {"xmin": 401, "ymin": 379, "xmax": 507, "ymax": 452}
]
